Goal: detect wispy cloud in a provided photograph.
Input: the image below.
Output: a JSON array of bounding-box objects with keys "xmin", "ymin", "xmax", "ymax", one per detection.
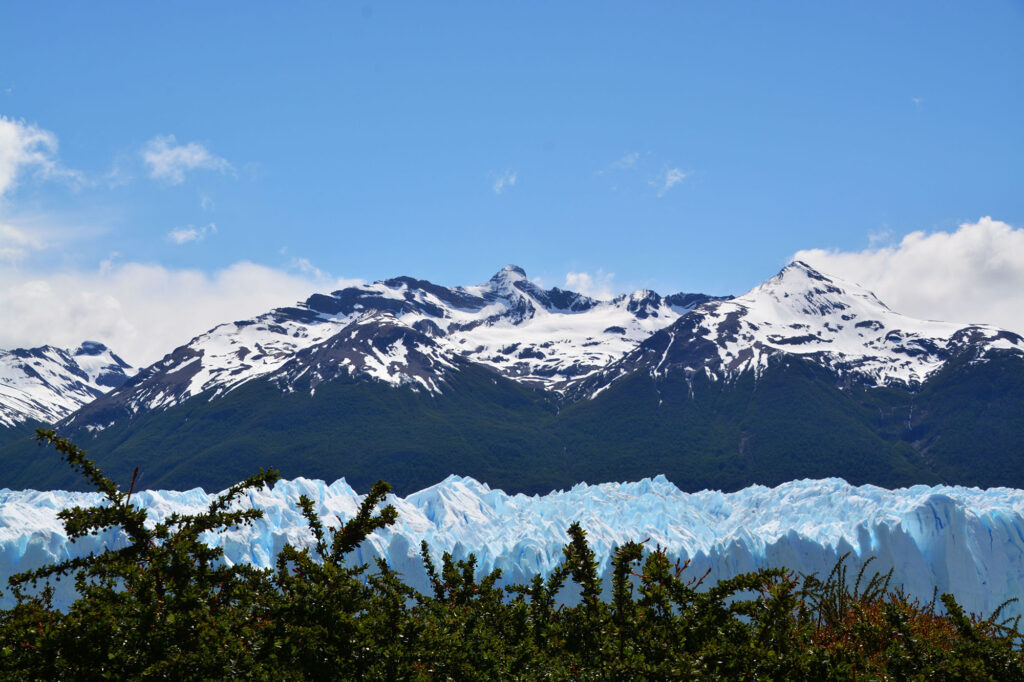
[
  {"xmin": 795, "ymin": 217, "xmax": 1024, "ymax": 335},
  {"xmin": 0, "ymin": 211, "xmax": 109, "ymax": 262},
  {"xmin": 0, "ymin": 115, "xmax": 86, "ymax": 198},
  {"xmin": 0, "ymin": 223, "xmax": 45, "ymax": 261},
  {"xmin": 564, "ymin": 269, "xmax": 617, "ymax": 300},
  {"xmin": 290, "ymin": 256, "xmax": 327, "ymax": 279},
  {"xmin": 610, "ymin": 151, "xmax": 640, "ymax": 170},
  {"xmin": 142, "ymin": 134, "xmax": 233, "ymax": 185},
  {"xmin": 102, "ymin": 153, "xmax": 134, "ymax": 188},
  {"xmin": 598, "ymin": 153, "xmax": 692, "ymax": 198},
  {"xmin": 867, "ymin": 228, "xmax": 893, "ymax": 248},
  {"xmin": 596, "ymin": 151, "xmax": 641, "ymax": 177},
  {"xmin": 167, "ymin": 222, "xmax": 217, "ymax": 245},
  {"xmin": 493, "ymin": 170, "xmax": 517, "ymax": 194},
  {"xmin": 653, "ymin": 167, "xmax": 686, "ymax": 197}
]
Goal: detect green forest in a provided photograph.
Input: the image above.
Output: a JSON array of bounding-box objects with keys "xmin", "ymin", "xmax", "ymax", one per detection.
[{"xmin": 5, "ymin": 352, "xmax": 1022, "ymax": 499}]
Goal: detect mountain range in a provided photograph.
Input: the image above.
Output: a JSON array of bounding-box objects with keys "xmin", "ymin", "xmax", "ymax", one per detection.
[{"xmin": 2, "ymin": 262, "xmax": 1022, "ymax": 495}]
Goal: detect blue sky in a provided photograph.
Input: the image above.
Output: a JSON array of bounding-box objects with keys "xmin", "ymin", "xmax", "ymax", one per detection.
[{"xmin": 1, "ymin": 2, "xmax": 1023, "ymax": 363}]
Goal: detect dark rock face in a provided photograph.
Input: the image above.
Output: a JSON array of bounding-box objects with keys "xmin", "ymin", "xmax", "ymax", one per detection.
[
  {"xmin": 568, "ymin": 261, "xmax": 1024, "ymax": 401},
  {"xmin": 626, "ymin": 291, "xmax": 663, "ymax": 319},
  {"xmin": 94, "ymin": 370, "xmax": 129, "ymax": 388},
  {"xmin": 75, "ymin": 341, "xmax": 108, "ymax": 356},
  {"xmin": 545, "ymin": 287, "xmax": 598, "ymax": 313},
  {"xmin": 0, "ymin": 342, "xmax": 136, "ymax": 427},
  {"xmin": 271, "ymin": 314, "xmax": 461, "ymax": 393},
  {"xmin": 664, "ymin": 292, "xmax": 732, "ymax": 310}
]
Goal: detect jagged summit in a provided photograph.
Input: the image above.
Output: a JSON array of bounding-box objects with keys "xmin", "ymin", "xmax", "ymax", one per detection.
[
  {"xmin": 572, "ymin": 260, "xmax": 1024, "ymax": 397},
  {"xmin": 48, "ymin": 260, "xmax": 1024, "ymax": 442},
  {"xmin": 748, "ymin": 260, "xmax": 893, "ymax": 318},
  {"xmin": 6, "ymin": 261, "xmax": 1024, "ymax": 506},
  {"xmin": 490, "ymin": 264, "xmax": 528, "ymax": 281},
  {"xmin": 0, "ymin": 342, "xmax": 135, "ymax": 428},
  {"xmin": 270, "ymin": 310, "xmax": 461, "ymax": 395},
  {"xmin": 61, "ymin": 266, "xmax": 721, "ymax": 432},
  {"xmin": 75, "ymin": 340, "xmax": 111, "ymax": 356}
]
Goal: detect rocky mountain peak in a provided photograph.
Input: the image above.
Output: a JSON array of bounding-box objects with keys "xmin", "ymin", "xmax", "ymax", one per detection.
[
  {"xmin": 74, "ymin": 341, "xmax": 110, "ymax": 356},
  {"xmin": 488, "ymin": 264, "xmax": 529, "ymax": 291},
  {"xmin": 0, "ymin": 341, "xmax": 134, "ymax": 427},
  {"xmin": 745, "ymin": 260, "xmax": 892, "ymax": 319},
  {"xmin": 492, "ymin": 264, "xmax": 527, "ymax": 280},
  {"xmin": 569, "ymin": 261, "xmax": 1024, "ymax": 400},
  {"xmin": 623, "ymin": 289, "xmax": 664, "ymax": 319}
]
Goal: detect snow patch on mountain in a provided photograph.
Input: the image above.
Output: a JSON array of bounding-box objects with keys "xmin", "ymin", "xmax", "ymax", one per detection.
[
  {"xmin": 270, "ymin": 312, "xmax": 462, "ymax": 395},
  {"xmin": 58, "ymin": 260, "xmax": 1024, "ymax": 430},
  {"xmin": 579, "ymin": 261, "xmax": 1024, "ymax": 395},
  {"xmin": 64, "ymin": 266, "xmax": 716, "ymax": 428},
  {"xmin": 0, "ymin": 343, "xmax": 135, "ymax": 427},
  {"xmin": 709, "ymin": 261, "xmax": 1024, "ymax": 384},
  {"xmin": 448, "ymin": 267, "xmax": 704, "ymax": 389},
  {"xmin": 3, "ymin": 476, "xmax": 1024, "ymax": 619}
]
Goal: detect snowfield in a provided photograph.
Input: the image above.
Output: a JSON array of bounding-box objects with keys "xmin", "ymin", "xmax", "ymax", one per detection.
[{"xmin": 2, "ymin": 475, "xmax": 1023, "ymax": 619}]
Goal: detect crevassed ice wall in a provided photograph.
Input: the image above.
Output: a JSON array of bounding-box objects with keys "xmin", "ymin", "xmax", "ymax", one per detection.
[{"xmin": 2, "ymin": 475, "xmax": 1023, "ymax": 618}]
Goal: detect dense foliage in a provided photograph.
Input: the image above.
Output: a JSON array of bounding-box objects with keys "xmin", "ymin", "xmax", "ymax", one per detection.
[{"xmin": 3, "ymin": 431, "xmax": 1022, "ymax": 680}]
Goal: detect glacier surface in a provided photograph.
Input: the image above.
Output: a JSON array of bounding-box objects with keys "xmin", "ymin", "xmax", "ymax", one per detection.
[{"xmin": 2, "ymin": 475, "xmax": 1023, "ymax": 618}]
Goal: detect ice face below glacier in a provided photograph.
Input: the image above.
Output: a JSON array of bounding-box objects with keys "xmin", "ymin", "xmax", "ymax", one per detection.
[{"xmin": 2, "ymin": 476, "xmax": 1023, "ymax": 619}]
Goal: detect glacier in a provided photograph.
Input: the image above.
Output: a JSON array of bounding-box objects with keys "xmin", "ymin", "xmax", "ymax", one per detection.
[{"xmin": 2, "ymin": 475, "xmax": 1023, "ymax": 619}]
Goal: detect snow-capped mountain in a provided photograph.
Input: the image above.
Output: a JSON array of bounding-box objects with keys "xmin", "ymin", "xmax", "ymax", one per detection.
[
  {"xmin": 6, "ymin": 261, "xmax": 1024, "ymax": 497},
  {"xmin": 0, "ymin": 342, "xmax": 135, "ymax": 428},
  {"xmin": 4, "ymin": 475, "xmax": 1024, "ymax": 621},
  {"xmin": 271, "ymin": 312, "xmax": 463, "ymax": 395},
  {"xmin": 63, "ymin": 265, "xmax": 721, "ymax": 430},
  {"xmin": 574, "ymin": 261, "xmax": 1024, "ymax": 398},
  {"xmin": 442, "ymin": 266, "xmax": 716, "ymax": 388}
]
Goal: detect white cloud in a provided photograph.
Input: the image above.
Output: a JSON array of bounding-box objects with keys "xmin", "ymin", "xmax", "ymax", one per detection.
[
  {"xmin": 0, "ymin": 210, "xmax": 110, "ymax": 264},
  {"xmin": 597, "ymin": 151, "xmax": 644, "ymax": 178},
  {"xmin": 142, "ymin": 134, "xmax": 233, "ymax": 185},
  {"xmin": 0, "ymin": 115, "xmax": 85, "ymax": 199},
  {"xmin": 168, "ymin": 222, "xmax": 217, "ymax": 245},
  {"xmin": 654, "ymin": 167, "xmax": 686, "ymax": 196},
  {"xmin": 0, "ymin": 117, "xmax": 56, "ymax": 198},
  {"xmin": 867, "ymin": 228, "xmax": 893, "ymax": 248},
  {"xmin": 290, "ymin": 257, "xmax": 327, "ymax": 279},
  {"xmin": 564, "ymin": 269, "xmax": 617, "ymax": 300},
  {"xmin": 0, "ymin": 260, "xmax": 362, "ymax": 366},
  {"xmin": 795, "ymin": 217, "xmax": 1024, "ymax": 334},
  {"xmin": 493, "ymin": 170, "xmax": 517, "ymax": 194},
  {"xmin": 609, "ymin": 152, "xmax": 640, "ymax": 170}
]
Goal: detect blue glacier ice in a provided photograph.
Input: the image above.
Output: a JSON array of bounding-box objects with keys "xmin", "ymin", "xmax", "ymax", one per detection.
[{"xmin": 2, "ymin": 475, "xmax": 1023, "ymax": 618}]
